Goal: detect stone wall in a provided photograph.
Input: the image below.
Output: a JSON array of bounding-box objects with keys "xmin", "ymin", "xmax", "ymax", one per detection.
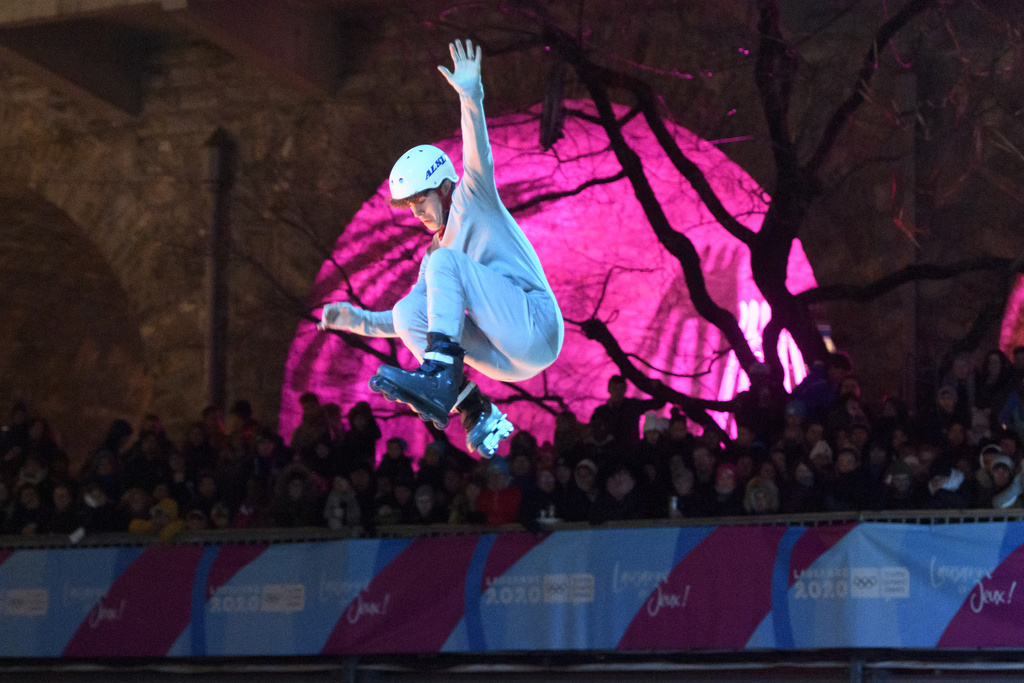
[{"xmin": 0, "ymin": 1, "xmax": 1018, "ymax": 461}]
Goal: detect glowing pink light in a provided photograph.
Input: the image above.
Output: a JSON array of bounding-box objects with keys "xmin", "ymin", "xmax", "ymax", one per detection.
[
  {"xmin": 713, "ymin": 299, "xmax": 808, "ymax": 435},
  {"xmin": 1000, "ymin": 275, "xmax": 1024, "ymax": 353},
  {"xmin": 281, "ymin": 101, "xmax": 818, "ymax": 458}
]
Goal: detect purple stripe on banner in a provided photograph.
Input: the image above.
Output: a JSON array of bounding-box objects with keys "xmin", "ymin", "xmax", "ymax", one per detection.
[
  {"xmin": 62, "ymin": 545, "xmax": 206, "ymax": 657},
  {"xmin": 480, "ymin": 532, "xmax": 546, "ymax": 593},
  {"xmin": 788, "ymin": 524, "xmax": 856, "ymax": 587},
  {"xmin": 938, "ymin": 541, "xmax": 1024, "ymax": 647},
  {"xmin": 617, "ymin": 526, "xmax": 788, "ymax": 650},
  {"xmin": 0, "ymin": 550, "xmax": 13, "ymax": 568},
  {"xmin": 321, "ymin": 535, "xmax": 481, "ymax": 654},
  {"xmin": 205, "ymin": 544, "xmax": 270, "ymax": 599}
]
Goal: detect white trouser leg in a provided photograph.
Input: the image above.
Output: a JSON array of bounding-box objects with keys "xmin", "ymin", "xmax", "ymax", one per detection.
[
  {"xmin": 420, "ymin": 247, "xmax": 561, "ymax": 382},
  {"xmin": 391, "ymin": 285, "xmax": 429, "ymax": 363}
]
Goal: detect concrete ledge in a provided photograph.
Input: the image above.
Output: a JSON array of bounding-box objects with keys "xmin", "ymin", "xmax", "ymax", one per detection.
[{"xmin": 0, "ymin": 0, "xmax": 173, "ymax": 27}]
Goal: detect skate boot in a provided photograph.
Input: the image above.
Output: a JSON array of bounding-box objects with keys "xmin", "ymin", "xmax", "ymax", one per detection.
[
  {"xmin": 369, "ymin": 333, "xmax": 464, "ymax": 430},
  {"xmin": 454, "ymin": 381, "xmax": 514, "ymax": 458}
]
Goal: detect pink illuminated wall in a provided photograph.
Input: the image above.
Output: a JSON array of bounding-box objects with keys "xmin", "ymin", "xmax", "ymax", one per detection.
[
  {"xmin": 281, "ymin": 101, "xmax": 818, "ymax": 458},
  {"xmin": 1001, "ymin": 275, "xmax": 1024, "ymax": 354}
]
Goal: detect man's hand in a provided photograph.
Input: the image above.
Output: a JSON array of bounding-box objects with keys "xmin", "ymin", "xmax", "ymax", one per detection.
[
  {"xmin": 318, "ymin": 302, "xmax": 360, "ymax": 332},
  {"xmin": 437, "ymin": 38, "xmax": 482, "ymax": 95}
]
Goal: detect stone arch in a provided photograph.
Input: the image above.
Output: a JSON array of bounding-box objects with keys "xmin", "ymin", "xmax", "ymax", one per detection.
[{"xmin": 0, "ymin": 188, "xmax": 152, "ymax": 464}]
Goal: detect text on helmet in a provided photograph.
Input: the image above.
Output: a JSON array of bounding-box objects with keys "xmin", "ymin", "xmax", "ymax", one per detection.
[{"xmin": 425, "ymin": 155, "xmax": 447, "ymax": 180}]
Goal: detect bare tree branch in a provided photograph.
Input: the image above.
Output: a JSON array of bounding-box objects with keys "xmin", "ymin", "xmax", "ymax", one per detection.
[
  {"xmin": 807, "ymin": 0, "xmax": 937, "ymax": 173},
  {"xmin": 797, "ymin": 256, "xmax": 1019, "ymax": 304},
  {"xmin": 534, "ymin": 25, "xmax": 760, "ymax": 372},
  {"xmin": 496, "ymin": 381, "xmax": 568, "ymax": 414},
  {"xmin": 506, "ymin": 170, "xmax": 627, "ymax": 214},
  {"xmin": 754, "ymin": 0, "xmax": 799, "ymax": 175},
  {"xmin": 578, "ymin": 316, "xmax": 737, "ymax": 428}
]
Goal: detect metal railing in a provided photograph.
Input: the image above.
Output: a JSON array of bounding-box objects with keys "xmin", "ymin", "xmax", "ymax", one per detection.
[{"xmin": 4, "ymin": 505, "xmax": 1024, "ymax": 550}]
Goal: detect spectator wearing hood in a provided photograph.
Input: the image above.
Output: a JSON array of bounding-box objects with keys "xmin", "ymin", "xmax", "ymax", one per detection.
[
  {"xmin": 987, "ymin": 453, "xmax": 1022, "ymax": 509},
  {"xmin": 128, "ymin": 496, "xmax": 185, "ymax": 543},
  {"xmin": 709, "ymin": 463, "xmax": 744, "ymax": 517},
  {"xmin": 744, "ymin": 476, "xmax": 781, "ymax": 515},
  {"xmin": 323, "ymin": 474, "xmax": 362, "ymax": 531},
  {"xmin": 563, "ymin": 458, "xmax": 600, "ymax": 522}
]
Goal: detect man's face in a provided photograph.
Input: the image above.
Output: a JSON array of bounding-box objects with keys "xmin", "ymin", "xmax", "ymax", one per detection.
[
  {"xmin": 836, "ymin": 450, "xmax": 859, "ymax": 474},
  {"xmin": 891, "ymin": 473, "xmax": 912, "ymax": 495},
  {"xmin": 575, "ymin": 466, "xmax": 596, "ymax": 491},
  {"xmin": 415, "ymin": 492, "xmax": 433, "ymax": 517},
  {"xmin": 750, "ymin": 489, "xmax": 771, "ymax": 513},
  {"xmin": 826, "ymin": 365, "xmax": 848, "ymax": 385},
  {"xmin": 510, "ymin": 455, "xmax": 532, "ymax": 477},
  {"xmin": 993, "ymin": 464, "xmax": 1013, "ymax": 489},
  {"xmin": 20, "ymin": 487, "xmax": 39, "ymax": 509},
  {"xmin": 198, "ymin": 477, "xmax": 217, "ymax": 499},
  {"xmin": 409, "ymin": 190, "xmax": 445, "ymax": 232},
  {"xmin": 606, "ymin": 470, "xmax": 635, "ymax": 500},
  {"xmin": 672, "ymin": 472, "xmax": 693, "ymax": 496},
  {"xmin": 394, "ymin": 485, "xmax": 412, "ymax": 505},
  {"xmin": 795, "ymin": 463, "xmax": 814, "ymax": 487},
  {"xmin": 714, "ymin": 470, "xmax": 735, "ymax": 495},
  {"xmin": 607, "ymin": 379, "xmax": 626, "ymax": 401},
  {"xmin": 693, "ymin": 448, "xmax": 715, "ymax": 474},
  {"xmin": 805, "ymin": 423, "xmax": 824, "ymax": 445},
  {"xmin": 350, "ymin": 469, "xmax": 370, "ymax": 491}
]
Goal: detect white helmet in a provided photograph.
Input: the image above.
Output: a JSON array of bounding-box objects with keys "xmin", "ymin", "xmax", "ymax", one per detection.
[{"xmin": 388, "ymin": 144, "xmax": 459, "ymax": 201}]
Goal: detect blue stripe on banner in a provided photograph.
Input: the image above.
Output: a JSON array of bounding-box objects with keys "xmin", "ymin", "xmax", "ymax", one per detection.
[
  {"xmin": 463, "ymin": 534, "xmax": 498, "ymax": 652},
  {"xmin": 373, "ymin": 539, "xmax": 410, "ymax": 576},
  {"xmin": 672, "ymin": 525, "xmax": 713, "ymax": 567},
  {"xmin": 113, "ymin": 547, "xmax": 145, "ymax": 578},
  {"xmin": 771, "ymin": 526, "xmax": 806, "ymax": 649},
  {"xmin": 190, "ymin": 546, "xmax": 220, "ymax": 657},
  {"xmin": 999, "ymin": 520, "xmax": 1024, "ymax": 564}
]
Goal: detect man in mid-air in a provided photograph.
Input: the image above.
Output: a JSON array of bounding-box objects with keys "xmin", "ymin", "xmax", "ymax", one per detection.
[{"xmin": 319, "ymin": 39, "xmax": 564, "ymax": 457}]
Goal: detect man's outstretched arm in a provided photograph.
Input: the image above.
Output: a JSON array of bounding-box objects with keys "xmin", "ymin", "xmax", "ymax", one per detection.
[
  {"xmin": 437, "ymin": 39, "xmax": 498, "ymax": 202},
  {"xmin": 319, "ymin": 302, "xmax": 397, "ymax": 337}
]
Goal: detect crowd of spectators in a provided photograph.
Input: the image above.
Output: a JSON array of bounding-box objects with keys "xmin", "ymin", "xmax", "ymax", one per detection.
[{"xmin": 5, "ymin": 346, "xmax": 1024, "ymax": 542}]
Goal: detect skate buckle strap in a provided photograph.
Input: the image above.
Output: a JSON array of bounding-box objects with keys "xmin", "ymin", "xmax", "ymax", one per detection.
[
  {"xmin": 423, "ymin": 351, "xmax": 456, "ymax": 365},
  {"xmin": 453, "ymin": 381, "xmax": 478, "ymax": 412}
]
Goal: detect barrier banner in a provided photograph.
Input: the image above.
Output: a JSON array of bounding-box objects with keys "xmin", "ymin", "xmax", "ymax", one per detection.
[{"xmin": 1, "ymin": 522, "xmax": 1023, "ymax": 656}]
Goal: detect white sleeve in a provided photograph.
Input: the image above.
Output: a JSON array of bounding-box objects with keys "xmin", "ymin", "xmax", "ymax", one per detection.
[
  {"xmin": 457, "ymin": 84, "xmax": 501, "ymax": 206},
  {"xmin": 351, "ymin": 308, "xmax": 396, "ymax": 338}
]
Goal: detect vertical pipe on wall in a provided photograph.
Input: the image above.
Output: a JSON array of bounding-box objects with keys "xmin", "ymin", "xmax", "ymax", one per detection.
[{"xmin": 205, "ymin": 127, "xmax": 237, "ymax": 412}]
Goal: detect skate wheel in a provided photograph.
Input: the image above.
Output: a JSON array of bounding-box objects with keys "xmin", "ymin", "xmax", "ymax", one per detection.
[{"xmin": 420, "ymin": 414, "xmax": 431, "ymax": 422}]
